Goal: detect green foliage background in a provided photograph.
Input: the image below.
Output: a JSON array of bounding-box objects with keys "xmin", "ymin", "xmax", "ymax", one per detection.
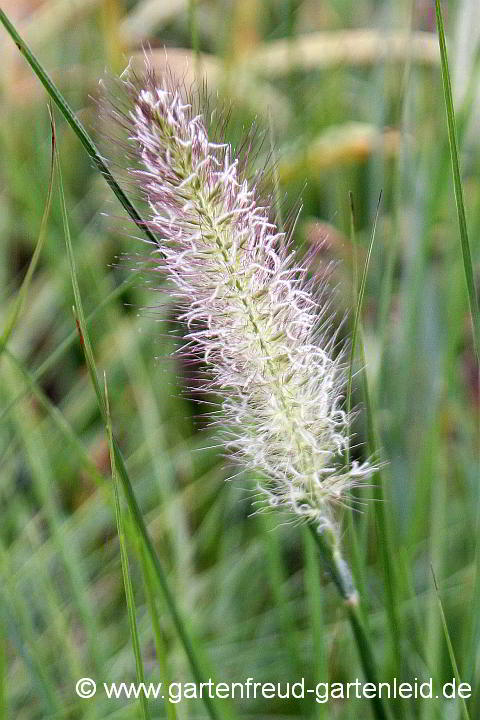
[{"xmin": 0, "ymin": 0, "xmax": 479, "ymax": 718}]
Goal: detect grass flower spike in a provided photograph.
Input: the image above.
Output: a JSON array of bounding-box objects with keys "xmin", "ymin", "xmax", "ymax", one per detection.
[{"xmin": 108, "ymin": 62, "xmax": 373, "ymax": 536}]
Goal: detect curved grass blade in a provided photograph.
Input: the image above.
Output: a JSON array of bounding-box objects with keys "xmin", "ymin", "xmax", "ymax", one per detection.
[
  {"xmin": 359, "ymin": 332, "xmax": 402, "ymax": 677},
  {"xmin": 0, "ymin": 593, "xmax": 60, "ymax": 718},
  {"xmin": 346, "ymin": 193, "xmax": 402, "ymax": 683},
  {"xmin": 342, "ymin": 192, "xmax": 375, "ymax": 612},
  {"xmin": 435, "ymin": 3, "xmax": 480, "ymax": 704},
  {"xmin": 137, "ymin": 536, "xmax": 177, "ymax": 720},
  {"xmin": 435, "ymin": 0, "xmax": 480, "ymax": 360},
  {"xmin": 345, "ymin": 191, "xmax": 381, "ymax": 455},
  {"xmin": 55, "ymin": 127, "xmax": 228, "ymax": 720},
  {"xmin": 0, "ymin": 271, "xmax": 140, "ymax": 429},
  {"xmin": 0, "ymin": 8, "xmax": 159, "ymax": 250},
  {"xmin": 105, "ymin": 375, "xmax": 151, "ymax": 720},
  {"xmin": 0, "ymin": 107, "xmax": 55, "ymax": 353},
  {"xmin": 3, "ymin": 347, "xmax": 104, "ymax": 485},
  {"xmin": 303, "ymin": 528, "xmax": 326, "ymax": 720},
  {"xmin": 0, "ymin": 620, "xmax": 5, "ymax": 720},
  {"xmin": 431, "ymin": 566, "xmax": 471, "ymax": 720}
]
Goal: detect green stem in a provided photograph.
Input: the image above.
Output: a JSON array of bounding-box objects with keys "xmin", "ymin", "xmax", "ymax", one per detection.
[
  {"xmin": 435, "ymin": 0, "xmax": 480, "ymax": 361},
  {"xmin": 0, "ymin": 619, "xmax": 5, "ymax": 720},
  {"xmin": 111, "ymin": 440, "xmax": 224, "ymax": 720},
  {"xmin": 55, "ymin": 143, "xmax": 226, "ymax": 720},
  {"xmin": 310, "ymin": 526, "xmax": 391, "ymax": 720}
]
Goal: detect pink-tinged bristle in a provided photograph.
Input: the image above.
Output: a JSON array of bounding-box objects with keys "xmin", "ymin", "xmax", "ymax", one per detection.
[{"xmin": 104, "ymin": 60, "xmax": 374, "ymax": 532}]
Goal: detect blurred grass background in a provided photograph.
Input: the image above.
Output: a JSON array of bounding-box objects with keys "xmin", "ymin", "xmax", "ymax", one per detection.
[{"xmin": 0, "ymin": 0, "xmax": 479, "ymax": 718}]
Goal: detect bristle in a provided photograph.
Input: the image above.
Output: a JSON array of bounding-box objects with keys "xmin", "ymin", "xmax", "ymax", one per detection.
[{"xmin": 103, "ymin": 58, "xmax": 374, "ymax": 532}]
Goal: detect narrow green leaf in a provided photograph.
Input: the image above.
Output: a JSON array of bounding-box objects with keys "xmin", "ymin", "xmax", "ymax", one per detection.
[
  {"xmin": 1, "ymin": 363, "xmax": 105, "ymax": 678},
  {"xmin": 0, "ymin": 106, "xmax": 55, "ymax": 353},
  {"xmin": 347, "ymin": 194, "xmax": 402, "ymax": 682},
  {"xmin": 344, "ymin": 193, "xmax": 380, "ymax": 613},
  {"xmin": 259, "ymin": 514, "xmax": 302, "ymax": 675},
  {"xmin": 137, "ymin": 537, "xmax": 177, "ymax": 720},
  {"xmin": 0, "ymin": 587, "xmax": 61, "ymax": 717},
  {"xmin": 268, "ymin": 110, "xmax": 284, "ymax": 232},
  {"xmin": 188, "ymin": 0, "xmax": 199, "ymax": 58},
  {"xmin": 309, "ymin": 527, "xmax": 391, "ymax": 720},
  {"xmin": 0, "ymin": 271, "xmax": 139, "ymax": 429},
  {"xmin": 345, "ymin": 191, "xmax": 382, "ymax": 444},
  {"xmin": 105, "ymin": 375, "xmax": 151, "ymax": 720},
  {"xmin": 0, "ymin": 620, "xmax": 6, "ymax": 720},
  {"xmin": 303, "ymin": 528, "xmax": 326, "ymax": 720},
  {"xmin": 435, "ymin": 0, "xmax": 480, "ymax": 360},
  {"xmin": 3, "ymin": 347, "xmax": 104, "ymax": 486},
  {"xmin": 431, "ymin": 566, "xmax": 471, "ymax": 720},
  {"xmin": 360, "ymin": 335, "xmax": 402, "ymax": 674},
  {"xmin": 55, "ymin": 132, "xmax": 228, "ymax": 720}
]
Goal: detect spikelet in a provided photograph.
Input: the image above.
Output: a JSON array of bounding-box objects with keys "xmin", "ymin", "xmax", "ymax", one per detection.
[{"xmin": 103, "ymin": 61, "xmax": 373, "ymax": 533}]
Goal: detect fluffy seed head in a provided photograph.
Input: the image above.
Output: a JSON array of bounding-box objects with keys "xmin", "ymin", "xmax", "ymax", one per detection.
[{"xmin": 103, "ymin": 61, "xmax": 373, "ymax": 531}]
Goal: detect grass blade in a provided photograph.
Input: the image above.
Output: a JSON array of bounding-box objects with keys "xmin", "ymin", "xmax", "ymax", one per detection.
[
  {"xmin": 0, "ymin": 620, "xmax": 6, "ymax": 720},
  {"xmin": 0, "ymin": 8, "xmax": 159, "ymax": 249},
  {"xmin": 359, "ymin": 334, "xmax": 402, "ymax": 674},
  {"xmin": 431, "ymin": 566, "xmax": 471, "ymax": 720},
  {"xmin": 55, "ymin": 125, "xmax": 228, "ymax": 720},
  {"xmin": 259, "ymin": 514, "xmax": 303, "ymax": 675},
  {"xmin": 303, "ymin": 528, "xmax": 326, "ymax": 720},
  {"xmin": 348, "ymin": 194, "xmax": 403, "ymax": 682},
  {"xmin": 2, "ymin": 370, "xmax": 106, "ymax": 681},
  {"xmin": 137, "ymin": 538, "xmax": 177, "ymax": 720},
  {"xmin": 0, "ymin": 107, "xmax": 55, "ymax": 353},
  {"xmin": 105, "ymin": 375, "xmax": 151, "ymax": 720},
  {"xmin": 0, "ymin": 594, "xmax": 60, "ymax": 717},
  {"xmin": 345, "ymin": 191, "xmax": 381, "ymax": 437},
  {"xmin": 0, "ymin": 270, "xmax": 140, "ymax": 429},
  {"xmin": 342, "ymin": 193, "xmax": 368, "ymax": 609},
  {"xmin": 310, "ymin": 527, "xmax": 391, "ymax": 720},
  {"xmin": 3, "ymin": 347, "xmax": 104, "ymax": 486},
  {"xmin": 436, "ymin": 3, "xmax": 480, "ymax": 710},
  {"xmin": 435, "ymin": 0, "xmax": 480, "ymax": 360}
]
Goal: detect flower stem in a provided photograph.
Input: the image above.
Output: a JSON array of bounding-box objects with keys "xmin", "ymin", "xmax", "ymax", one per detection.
[{"xmin": 310, "ymin": 526, "xmax": 391, "ymax": 720}]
